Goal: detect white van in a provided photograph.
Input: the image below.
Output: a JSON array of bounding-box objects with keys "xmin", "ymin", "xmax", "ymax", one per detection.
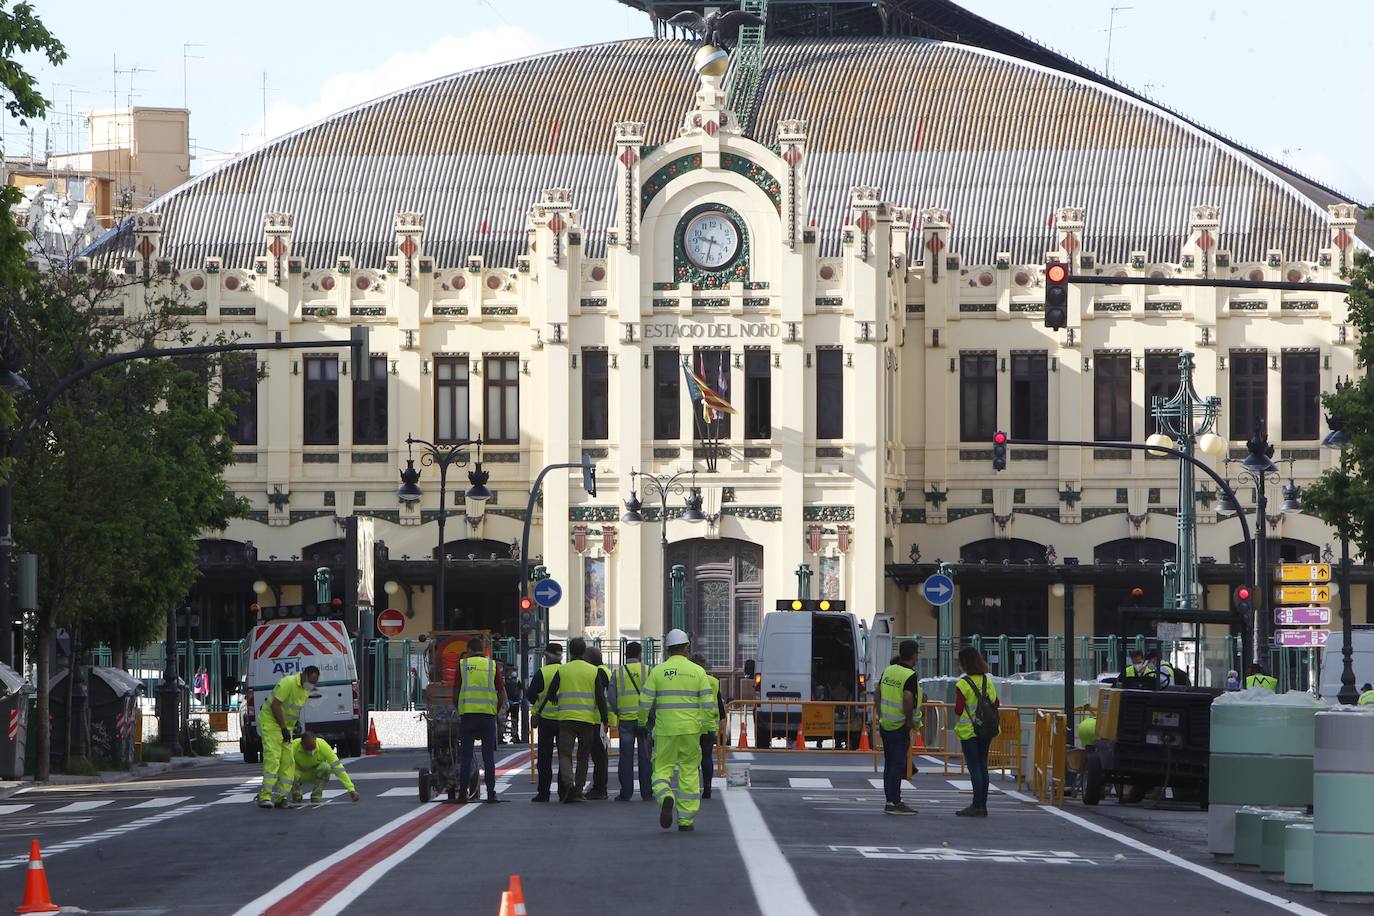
[
  {"xmin": 1318, "ymin": 625, "xmax": 1374, "ymax": 700},
  {"xmin": 238, "ymin": 612, "xmax": 361, "ymax": 761},
  {"xmin": 742, "ymin": 603, "xmax": 893, "ymax": 748}
]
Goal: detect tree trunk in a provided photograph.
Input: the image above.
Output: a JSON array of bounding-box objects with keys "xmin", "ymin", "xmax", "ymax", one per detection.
[
  {"xmin": 70, "ymin": 626, "xmax": 90, "ymax": 768},
  {"xmin": 63, "ymin": 632, "xmax": 76, "ymax": 771},
  {"xmin": 34, "ymin": 616, "xmax": 51, "ymax": 781}
]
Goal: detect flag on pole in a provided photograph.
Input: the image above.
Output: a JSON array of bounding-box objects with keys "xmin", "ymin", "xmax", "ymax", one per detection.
[{"xmin": 682, "ymin": 360, "xmax": 734, "ymax": 424}]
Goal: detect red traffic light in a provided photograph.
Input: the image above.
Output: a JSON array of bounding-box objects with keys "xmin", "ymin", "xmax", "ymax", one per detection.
[
  {"xmin": 993, "ymin": 431, "xmax": 1007, "ymax": 445},
  {"xmin": 1046, "ymin": 262, "xmax": 1069, "ymax": 284},
  {"xmin": 519, "ymin": 597, "xmax": 534, "ymax": 611},
  {"xmin": 1236, "ymin": 586, "xmax": 1251, "ymax": 601}
]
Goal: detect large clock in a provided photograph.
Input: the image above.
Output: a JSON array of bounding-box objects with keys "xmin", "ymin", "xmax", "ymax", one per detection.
[{"xmin": 681, "ymin": 210, "xmax": 742, "ymax": 271}]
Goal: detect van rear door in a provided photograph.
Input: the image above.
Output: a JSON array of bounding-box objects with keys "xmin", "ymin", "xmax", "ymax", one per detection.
[
  {"xmin": 867, "ymin": 615, "xmax": 896, "ymax": 694},
  {"xmin": 758, "ymin": 611, "xmax": 811, "ymax": 707},
  {"xmin": 249, "ymin": 620, "xmax": 357, "ymax": 729}
]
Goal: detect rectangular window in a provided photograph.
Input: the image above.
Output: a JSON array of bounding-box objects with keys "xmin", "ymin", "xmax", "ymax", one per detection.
[
  {"xmin": 1230, "ymin": 351, "xmax": 1267, "ymax": 439},
  {"xmin": 1281, "ymin": 350, "xmax": 1320, "ymax": 440},
  {"xmin": 583, "ymin": 557, "xmax": 606, "ymax": 629},
  {"xmin": 1093, "ymin": 352, "xmax": 1131, "ymax": 441},
  {"xmin": 303, "ymin": 356, "xmax": 339, "ymax": 445},
  {"xmin": 692, "ymin": 348, "xmax": 732, "ymax": 440},
  {"xmin": 352, "ymin": 355, "xmax": 388, "ymax": 445},
  {"xmin": 484, "ymin": 356, "xmax": 520, "ymax": 444},
  {"xmin": 1145, "ymin": 351, "xmax": 1181, "ymax": 435},
  {"xmin": 223, "ymin": 355, "xmax": 258, "ymax": 446},
  {"xmin": 1010, "ymin": 352, "xmax": 1047, "ymax": 440},
  {"xmin": 959, "ymin": 351, "xmax": 997, "ymax": 442},
  {"xmin": 581, "ymin": 349, "xmax": 609, "ymax": 440},
  {"xmin": 433, "ymin": 356, "xmax": 469, "ymax": 443},
  {"xmin": 744, "ymin": 348, "xmax": 771, "ymax": 439},
  {"xmin": 653, "ymin": 349, "xmax": 680, "ymax": 441},
  {"xmin": 816, "ymin": 348, "xmax": 844, "ymax": 439},
  {"xmin": 734, "ymin": 597, "xmax": 760, "ymax": 669}
]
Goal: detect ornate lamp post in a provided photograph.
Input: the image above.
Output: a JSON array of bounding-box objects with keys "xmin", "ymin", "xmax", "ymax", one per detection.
[
  {"xmin": 1321, "ymin": 384, "xmax": 1360, "ymax": 705},
  {"xmin": 620, "ymin": 469, "xmax": 706, "ymax": 633},
  {"xmin": 395, "ymin": 435, "xmax": 490, "ymax": 630}
]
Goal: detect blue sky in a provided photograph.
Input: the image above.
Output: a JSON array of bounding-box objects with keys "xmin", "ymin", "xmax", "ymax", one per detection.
[{"xmin": 11, "ymin": 0, "xmax": 1372, "ymax": 203}]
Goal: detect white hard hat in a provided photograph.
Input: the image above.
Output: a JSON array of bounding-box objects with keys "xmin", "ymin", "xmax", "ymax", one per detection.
[{"xmin": 665, "ymin": 628, "xmax": 690, "ymax": 647}]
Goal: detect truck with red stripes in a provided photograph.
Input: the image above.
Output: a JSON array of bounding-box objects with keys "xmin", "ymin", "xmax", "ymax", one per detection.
[{"xmin": 238, "ymin": 609, "xmax": 361, "ymax": 761}]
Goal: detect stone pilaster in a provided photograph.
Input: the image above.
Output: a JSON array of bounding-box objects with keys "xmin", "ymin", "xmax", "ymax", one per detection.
[
  {"xmin": 1329, "ymin": 202, "xmax": 1359, "ymax": 272},
  {"xmin": 778, "ymin": 118, "xmax": 808, "ymax": 251},
  {"xmin": 132, "ymin": 211, "xmax": 163, "ymax": 275},
  {"xmin": 1052, "ymin": 206, "xmax": 1086, "ymax": 272},
  {"xmin": 612, "ymin": 120, "xmax": 644, "ymax": 254}
]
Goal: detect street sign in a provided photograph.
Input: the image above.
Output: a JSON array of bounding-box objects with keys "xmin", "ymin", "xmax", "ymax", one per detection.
[
  {"xmin": 1274, "ymin": 606, "xmax": 1331, "ymax": 626},
  {"xmin": 1156, "ymin": 623, "xmax": 1184, "ymax": 640},
  {"xmin": 922, "ymin": 574, "xmax": 954, "ymax": 606},
  {"xmin": 1274, "ymin": 629, "xmax": 1330, "ymax": 648},
  {"xmin": 376, "ymin": 608, "xmax": 406, "ymax": 637},
  {"xmin": 1274, "ymin": 585, "xmax": 1331, "ymax": 605},
  {"xmin": 1273, "ymin": 564, "xmax": 1331, "ymax": 583},
  {"xmin": 533, "ymin": 578, "xmax": 563, "ymax": 608}
]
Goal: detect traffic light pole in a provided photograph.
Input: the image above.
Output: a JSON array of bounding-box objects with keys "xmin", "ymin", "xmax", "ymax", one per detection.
[{"xmin": 1003, "ymin": 435, "xmax": 1256, "ymax": 665}]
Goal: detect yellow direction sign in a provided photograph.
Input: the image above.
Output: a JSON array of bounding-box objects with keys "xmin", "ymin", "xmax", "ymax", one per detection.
[
  {"xmin": 1274, "ymin": 585, "xmax": 1331, "ymax": 605},
  {"xmin": 1273, "ymin": 564, "xmax": 1331, "ymax": 583}
]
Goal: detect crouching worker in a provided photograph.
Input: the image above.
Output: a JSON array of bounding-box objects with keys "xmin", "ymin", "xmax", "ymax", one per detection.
[{"xmin": 285, "ymin": 732, "xmax": 361, "ymax": 806}]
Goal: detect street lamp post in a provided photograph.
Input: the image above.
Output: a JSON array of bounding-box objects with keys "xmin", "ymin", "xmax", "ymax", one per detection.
[
  {"xmin": 620, "ymin": 469, "xmax": 706, "ymax": 634},
  {"xmin": 1321, "ymin": 390, "xmax": 1360, "ymax": 705},
  {"xmin": 395, "ymin": 435, "xmax": 489, "ymax": 630}
]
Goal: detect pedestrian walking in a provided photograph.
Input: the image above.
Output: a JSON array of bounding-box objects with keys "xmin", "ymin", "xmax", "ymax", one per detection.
[
  {"xmin": 640, "ymin": 629, "xmax": 713, "ymax": 831},
  {"xmin": 538, "ymin": 637, "xmax": 608, "ymax": 803},
  {"xmin": 527, "ymin": 643, "xmax": 565, "ymax": 802},
  {"xmin": 954, "ymin": 646, "xmax": 998, "ymax": 818},
  {"xmin": 257, "ymin": 665, "xmax": 319, "ymax": 809},
  {"xmin": 875, "ymin": 639, "xmax": 921, "ymax": 815},
  {"xmin": 282, "ymin": 732, "xmax": 360, "ymax": 805},
  {"xmin": 454, "ymin": 635, "xmax": 505, "ymax": 803},
  {"xmin": 505, "ymin": 667, "xmax": 523, "ymax": 743},
  {"xmin": 690, "ymin": 653, "xmax": 726, "ymax": 800},
  {"xmin": 611, "ymin": 641, "xmax": 652, "ymax": 801},
  {"xmin": 583, "ymin": 646, "xmax": 611, "ymax": 799},
  {"xmin": 193, "ymin": 667, "xmax": 210, "ymax": 710}
]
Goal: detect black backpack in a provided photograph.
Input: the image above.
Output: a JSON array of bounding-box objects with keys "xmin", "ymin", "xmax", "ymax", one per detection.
[{"xmin": 963, "ymin": 675, "xmax": 1000, "ymax": 741}]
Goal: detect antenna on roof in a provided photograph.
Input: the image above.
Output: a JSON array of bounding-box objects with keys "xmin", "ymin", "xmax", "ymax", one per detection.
[{"xmin": 1104, "ymin": 6, "xmax": 1133, "ymax": 78}]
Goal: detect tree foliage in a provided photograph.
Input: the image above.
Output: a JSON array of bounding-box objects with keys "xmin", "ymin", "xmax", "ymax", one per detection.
[{"xmin": 1302, "ymin": 244, "xmax": 1374, "ymax": 556}]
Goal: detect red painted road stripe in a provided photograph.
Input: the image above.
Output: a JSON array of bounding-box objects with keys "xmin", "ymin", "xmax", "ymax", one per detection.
[{"xmin": 261, "ymin": 751, "xmax": 530, "ymax": 916}]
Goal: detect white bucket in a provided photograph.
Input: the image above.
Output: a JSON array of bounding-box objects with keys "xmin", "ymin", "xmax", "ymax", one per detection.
[{"xmin": 726, "ymin": 764, "xmax": 750, "ymax": 788}]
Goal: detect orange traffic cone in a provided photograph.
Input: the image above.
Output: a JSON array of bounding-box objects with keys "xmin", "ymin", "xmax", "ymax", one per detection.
[
  {"xmin": 497, "ymin": 891, "xmax": 514, "ymax": 916},
  {"xmin": 793, "ymin": 722, "xmax": 806, "ymax": 750},
  {"xmin": 737, "ymin": 720, "xmax": 748, "ymax": 749},
  {"xmin": 912, "ymin": 732, "xmax": 925, "ymax": 750},
  {"xmin": 857, "ymin": 728, "xmax": 871, "ymax": 752},
  {"xmin": 364, "ymin": 721, "xmax": 383, "ymax": 756},
  {"xmin": 507, "ymin": 875, "xmax": 528, "ymax": 916},
  {"xmin": 15, "ymin": 839, "xmax": 58, "ymax": 914}
]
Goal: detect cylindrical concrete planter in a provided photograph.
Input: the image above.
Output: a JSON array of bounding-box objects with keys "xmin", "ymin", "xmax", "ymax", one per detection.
[
  {"xmin": 1313, "ymin": 708, "xmax": 1374, "ymax": 900},
  {"xmin": 1284, "ymin": 823, "xmax": 1314, "ymax": 888}
]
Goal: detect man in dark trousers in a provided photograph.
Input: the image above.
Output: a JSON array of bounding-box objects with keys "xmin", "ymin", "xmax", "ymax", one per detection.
[
  {"xmin": 453, "ymin": 635, "xmax": 505, "ymax": 802},
  {"xmin": 504, "ymin": 666, "xmax": 523, "ymax": 743},
  {"xmin": 536, "ymin": 637, "xmax": 609, "ymax": 803},
  {"xmin": 874, "ymin": 639, "xmax": 921, "ymax": 815},
  {"xmin": 691, "ymin": 653, "xmax": 726, "ymax": 800},
  {"xmin": 526, "ymin": 642, "xmax": 564, "ymax": 802}
]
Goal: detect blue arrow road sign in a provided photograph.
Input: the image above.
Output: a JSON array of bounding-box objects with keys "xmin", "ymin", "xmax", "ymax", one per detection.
[
  {"xmin": 533, "ymin": 578, "xmax": 563, "ymax": 608},
  {"xmin": 922, "ymin": 574, "xmax": 954, "ymax": 606}
]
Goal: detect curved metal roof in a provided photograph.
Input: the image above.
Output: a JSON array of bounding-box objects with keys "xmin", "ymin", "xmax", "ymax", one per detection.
[{"xmin": 95, "ymin": 36, "xmax": 1352, "ymax": 269}]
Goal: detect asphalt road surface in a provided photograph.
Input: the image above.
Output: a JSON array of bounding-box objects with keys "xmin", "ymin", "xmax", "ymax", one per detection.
[{"xmin": 0, "ymin": 747, "xmax": 1345, "ymax": 915}]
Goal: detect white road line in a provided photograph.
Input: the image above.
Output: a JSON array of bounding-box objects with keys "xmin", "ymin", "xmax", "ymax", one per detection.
[
  {"xmin": 946, "ymin": 780, "xmax": 1001, "ymax": 794},
  {"xmin": 127, "ymin": 796, "xmax": 193, "ymax": 810},
  {"xmin": 212, "ymin": 794, "xmax": 257, "ymax": 805},
  {"xmin": 1002, "ymin": 790, "xmax": 1328, "ymax": 916},
  {"xmin": 733, "ymin": 752, "xmax": 754, "ymax": 760},
  {"xmin": 0, "ymin": 805, "xmax": 32, "ymax": 816},
  {"xmin": 51, "ymin": 800, "xmax": 113, "ymax": 814},
  {"xmin": 723, "ymin": 789, "xmax": 819, "ymax": 916},
  {"xmin": 788, "ymin": 777, "xmax": 833, "ymax": 789},
  {"xmin": 377, "ymin": 788, "xmax": 413, "ymax": 798}
]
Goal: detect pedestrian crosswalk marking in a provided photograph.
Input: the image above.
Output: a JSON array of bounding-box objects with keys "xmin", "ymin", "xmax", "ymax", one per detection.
[
  {"xmin": 127, "ymin": 796, "xmax": 194, "ymax": 810},
  {"xmin": 788, "ymin": 777, "xmax": 833, "ymax": 789},
  {"xmin": 51, "ymin": 800, "xmax": 113, "ymax": 814},
  {"xmin": 378, "ymin": 787, "xmax": 412, "ymax": 798},
  {"xmin": 0, "ymin": 805, "xmax": 31, "ymax": 816},
  {"xmin": 946, "ymin": 780, "xmax": 1002, "ymax": 794},
  {"xmin": 213, "ymin": 794, "xmax": 257, "ymax": 804}
]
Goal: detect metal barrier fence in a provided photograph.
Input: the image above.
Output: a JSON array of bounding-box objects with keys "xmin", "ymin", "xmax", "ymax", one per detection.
[{"xmin": 1030, "ymin": 710, "xmax": 1067, "ymax": 806}]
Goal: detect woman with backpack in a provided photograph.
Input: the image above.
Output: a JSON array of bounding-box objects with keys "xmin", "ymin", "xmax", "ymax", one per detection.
[{"xmin": 954, "ymin": 646, "xmax": 999, "ymax": 817}]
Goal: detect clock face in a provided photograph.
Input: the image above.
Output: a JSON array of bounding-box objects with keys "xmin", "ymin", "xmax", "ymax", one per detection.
[{"xmin": 682, "ymin": 211, "xmax": 742, "ymax": 271}]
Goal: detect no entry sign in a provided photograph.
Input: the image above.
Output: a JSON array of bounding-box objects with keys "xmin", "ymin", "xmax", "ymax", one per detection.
[{"xmin": 377, "ymin": 608, "xmax": 406, "ymax": 637}]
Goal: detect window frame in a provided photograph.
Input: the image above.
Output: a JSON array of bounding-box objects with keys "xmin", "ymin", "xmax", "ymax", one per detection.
[
  {"xmin": 484, "ymin": 355, "xmax": 520, "ymax": 444},
  {"xmin": 352, "ymin": 355, "xmax": 389, "ymax": 446},
  {"xmin": 744, "ymin": 347, "xmax": 771, "ymax": 440},
  {"xmin": 1093, "ymin": 351, "xmax": 1132, "ymax": 442},
  {"xmin": 1144, "ymin": 350, "xmax": 1182, "ymax": 437},
  {"xmin": 1229, "ymin": 350, "xmax": 1267, "ymax": 439},
  {"xmin": 959, "ymin": 350, "xmax": 997, "ymax": 443},
  {"xmin": 303, "ymin": 355, "xmax": 340, "ymax": 446},
  {"xmin": 691, "ymin": 347, "xmax": 732, "ymax": 441},
  {"xmin": 1009, "ymin": 351, "xmax": 1047, "ymax": 441},
  {"xmin": 581, "ymin": 349, "xmax": 609, "ymax": 441},
  {"xmin": 223, "ymin": 355, "xmax": 258, "ymax": 446},
  {"xmin": 1280, "ymin": 349, "xmax": 1320, "ymax": 441},
  {"xmin": 815, "ymin": 347, "xmax": 844, "ymax": 440},
  {"xmin": 653, "ymin": 349, "xmax": 680, "ymax": 441},
  {"xmin": 433, "ymin": 355, "xmax": 470, "ymax": 444}
]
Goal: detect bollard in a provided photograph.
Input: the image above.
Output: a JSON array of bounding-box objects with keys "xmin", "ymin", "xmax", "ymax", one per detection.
[
  {"xmin": 1313, "ymin": 707, "xmax": 1374, "ymax": 900},
  {"xmin": 1284, "ymin": 822, "xmax": 1315, "ymax": 888},
  {"xmin": 1261, "ymin": 813, "xmax": 1309, "ymax": 876}
]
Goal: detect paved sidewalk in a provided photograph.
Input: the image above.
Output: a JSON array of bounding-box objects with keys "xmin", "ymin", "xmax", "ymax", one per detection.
[{"xmin": 0, "ymin": 753, "xmax": 227, "ymax": 799}]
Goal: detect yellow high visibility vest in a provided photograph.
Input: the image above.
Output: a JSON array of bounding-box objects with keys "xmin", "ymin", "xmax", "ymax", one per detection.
[
  {"xmin": 615, "ymin": 662, "xmax": 647, "ymax": 722},
  {"xmin": 288, "ymin": 737, "xmax": 355, "ymax": 792},
  {"xmin": 878, "ymin": 663, "xmax": 917, "ymax": 731},
  {"xmin": 457, "ymin": 656, "xmax": 498, "ymax": 715},
  {"xmin": 269, "ymin": 674, "xmax": 309, "ymax": 731},
  {"xmin": 555, "ymin": 659, "xmax": 601, "ymax": 725},
  {"xmin": 701, "ymin": 674, "xmax": 721, "ymax": 735},
  {"xmin": 535, "ymin": 662, "xmax": 564, "ymax": 721},
  {"xmin": 639, "ymin": 654, "xmax": 712, "ymax": 737}
]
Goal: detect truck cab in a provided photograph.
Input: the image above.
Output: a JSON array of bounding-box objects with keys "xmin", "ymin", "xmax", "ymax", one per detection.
[{"xmin": 743, "ymin": 600, "xmax": 893, "ymax": 748}]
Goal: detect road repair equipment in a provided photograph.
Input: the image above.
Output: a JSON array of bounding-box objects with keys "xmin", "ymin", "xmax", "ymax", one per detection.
[
  {"xmin": 418, "ymin": 630, "xmax": 495, "ymax": 803},
  {"xmin": 365, "ymin": 720, "xmax": 383, "ymax": 755},
  {"xmin": 15, "ymin": 839, "xmax": 58, "ymax": 914}
]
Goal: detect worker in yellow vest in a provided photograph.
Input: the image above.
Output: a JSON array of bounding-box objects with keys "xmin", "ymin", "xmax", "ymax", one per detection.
[
  {"xmin": 527, "ymin": 642, "xmax": 564, "ymax": 802},
  {"xmin": 257, "ymin": 666, "xmax": 320, "ymax": 809},
  {"xmin": 1244, "ymin": 665, "xmax": 1278, "ymax": 691},
  {"xmin": 640, "ymin": 630, "xmax": 714, "ymax": 831},
  {"xmin": 874, "ymin": 639, "xmax": 922, "ymax": 815},
  {"xmin": 283, "ymin": 732, "xmax": 359, "ymax": 805},
  {"xmin": 691, "ymin": 653, "xmax": 727, "ymax": 800},
  {"xmin": 610, "ymin": 641, "xmax": 651, "ymax": 801},
  {"xmin": 455, "ymin": 635, "xmax": 505, "ymax": 803},
  {"xmin": 583, "ymin": 644, "xmax": 612, "ymax": 800},
  {"xmin": 538, "ymin": 637, "xmax": 609, "ymax": 803},
  {"xmin": 1358, "ymin": 683, "xmax": 1373, "ymax": 705}
]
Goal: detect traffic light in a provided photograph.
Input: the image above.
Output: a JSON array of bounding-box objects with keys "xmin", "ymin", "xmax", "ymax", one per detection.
[
  {"xmin": 1045, "ymin": 261, "xmax": 1069, "ymax": 330},
  {"xmin": 350, "ymin": 325, "xmax": 371, "ymax": 381},
  {"xmin": 776, "ymin": 599, "xmax": 847, "ymax": 612},
  {"xmin": 519, "ymin": 596, "xmax": 536, "ymax": 631},
  {"xmin": 1234, "ymin": 585, "xmax": 1253, "ymax": 619},
  {"xmin": 581, "ymin": 452, "xmax": 597, "ymax": 497},
  {"xmin": 992, "ymin": 430, "xmax": 1008, "ymax": 472}
]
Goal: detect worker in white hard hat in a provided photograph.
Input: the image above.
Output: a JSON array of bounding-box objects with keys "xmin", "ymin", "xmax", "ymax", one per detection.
[{"xmin": 639, "ymin": 629, "xmax": 714, "ymax": 831}]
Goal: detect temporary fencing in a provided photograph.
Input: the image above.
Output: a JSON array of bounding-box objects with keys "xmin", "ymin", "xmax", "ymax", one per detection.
[
  {"xmin": 1030, "ymin": 709, "xmax": 1067, "ymax": 806},
  {"xmin": 719, "ymin": 700, "xmax": 880, "ymax": 775}
]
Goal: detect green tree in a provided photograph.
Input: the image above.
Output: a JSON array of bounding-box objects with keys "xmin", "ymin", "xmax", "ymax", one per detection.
[{"xmin": 1302, "ymin": 245, "xmax": 1374, "ymax": 559}]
